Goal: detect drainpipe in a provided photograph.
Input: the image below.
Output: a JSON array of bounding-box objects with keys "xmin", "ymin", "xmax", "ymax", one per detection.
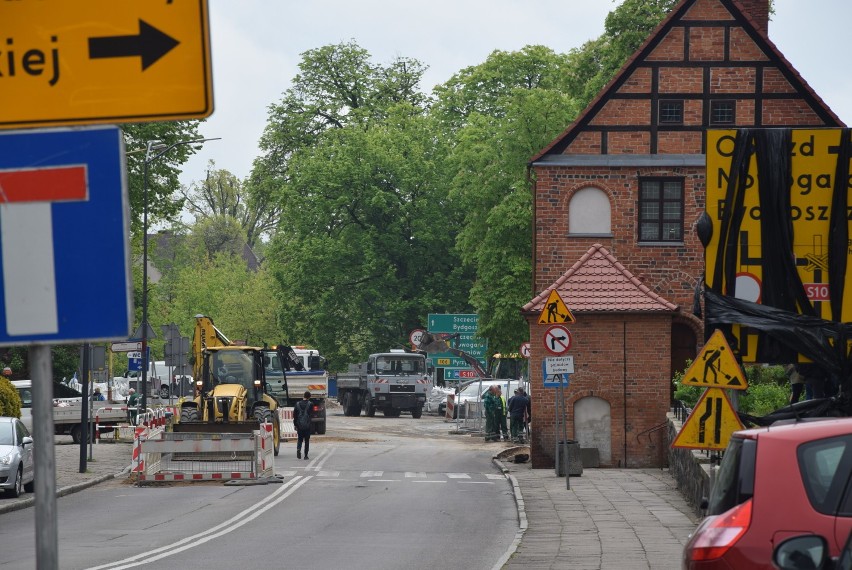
[{"xmin": 623, "ymin": 321, "xmax": 628, "ymax": 467}]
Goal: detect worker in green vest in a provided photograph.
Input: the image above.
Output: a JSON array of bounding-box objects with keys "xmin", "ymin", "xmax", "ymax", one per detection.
[{"xmin": 482, "ymin": 385, "xmax": 500, "ymax": 442}]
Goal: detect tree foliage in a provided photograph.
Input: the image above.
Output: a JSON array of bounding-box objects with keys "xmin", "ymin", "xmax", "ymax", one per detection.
[
  {"xmin": 150, "ymin": 253, "xmax": 283, "ymax": 348},
  {"xmin": 121, "ymin": 121, "xmax": 204, "ymax": 233},
  {"xmin": 181, "ymin": 161, "xmax": 278, "ymax": 249},
  {"xmin": 434, "ymin": 47, "xmax": 579, "ymax": 352}
]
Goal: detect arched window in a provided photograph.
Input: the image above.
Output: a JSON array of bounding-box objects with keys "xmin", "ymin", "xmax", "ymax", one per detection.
[{"xmin": 568, "ymin": 187, "xmax": 611, "ymax": 235}]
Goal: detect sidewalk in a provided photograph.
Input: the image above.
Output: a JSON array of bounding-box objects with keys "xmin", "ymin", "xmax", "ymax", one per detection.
[
  {"xmin": 0, "ymin": 437, "xmax": 133, "ymax": 515},
  {"xmin": 495, "ymin": 450, "xmax": 700, "ymax": 570}
]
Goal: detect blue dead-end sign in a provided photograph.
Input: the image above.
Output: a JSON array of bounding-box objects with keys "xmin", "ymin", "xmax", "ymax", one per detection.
[{"xmin": 0, "ymin": 125, "xmax": 131, "ymax": 345}]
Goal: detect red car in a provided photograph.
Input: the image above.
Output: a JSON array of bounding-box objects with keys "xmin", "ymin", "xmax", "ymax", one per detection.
[{"xmin": 683, "ymin": 417, "xmax": 852, "ymax": 569}]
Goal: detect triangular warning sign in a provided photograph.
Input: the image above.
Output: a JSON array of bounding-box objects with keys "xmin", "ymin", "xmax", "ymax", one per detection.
[
  {"xmin": 680, "ymin": 330, "xmax": 748, "ymax": 390},
  {"xmin": 672, "ymin": 388, "xmax": 745, "ymax": 450},
  {"xmin": 538, "ymin": 289, "xmax": 576, "ymax": 324}
]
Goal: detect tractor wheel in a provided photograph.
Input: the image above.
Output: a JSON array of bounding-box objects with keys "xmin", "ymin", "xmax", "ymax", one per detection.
[
  {"xmin": 365, "ymin": 397, "xmax": 375, "ymax": 417},
  {"xmin": 411, "ymin": 406, "xmax": 423, "ymax": 419},
  {"xmin": 158, "ymin": 385, "xmax": 170, "ymax": 399},
  {"xmin": 180, "ymin": 407, "xmax": 199, "ymax": 423}
]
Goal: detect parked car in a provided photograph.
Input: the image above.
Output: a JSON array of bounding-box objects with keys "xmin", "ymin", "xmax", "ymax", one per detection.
[
  {"xmin": 682, "ymin": 417, "xmax": 852, "ymax": 569},
  {"xmin": 0, "ymin": 416, "xmax": 34, "ymax": 498}
]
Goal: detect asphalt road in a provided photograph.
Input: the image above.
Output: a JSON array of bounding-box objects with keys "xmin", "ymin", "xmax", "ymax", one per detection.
[{"xmin": 0, "ymin": 409, "xmax": 519, "ymax": 570}]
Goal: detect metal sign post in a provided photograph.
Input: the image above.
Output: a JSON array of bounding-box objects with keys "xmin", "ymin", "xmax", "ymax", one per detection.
[{"xmin": 31, "ymin": 345, "xmax": 58, "ymax": 570}]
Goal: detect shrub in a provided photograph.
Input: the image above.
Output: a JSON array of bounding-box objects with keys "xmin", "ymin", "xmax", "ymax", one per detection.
[
  {"xmin": 0, "ymin": 376, "xmax": 21, "ymax": 418},
  {"xmin": 672, "ymin": 362, "xmax": 791, "ymax": 416}
]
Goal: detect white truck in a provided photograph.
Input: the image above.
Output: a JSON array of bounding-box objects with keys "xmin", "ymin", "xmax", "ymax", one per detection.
[
  {"xmin": 265, "ymin": 346, "xmax": 329, "ymax": 434},
  {"xmin": 13, "ymin": 380, "xmax": 129, "ymax": 443},
  {"xmin": 337, "ymin": 350, "xmax": 430, "ymax": 418}
]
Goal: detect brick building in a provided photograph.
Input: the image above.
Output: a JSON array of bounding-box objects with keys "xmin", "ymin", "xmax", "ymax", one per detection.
[{"xmin": 522, "ymin": 0, "xmax": 844, "ymax": 468}]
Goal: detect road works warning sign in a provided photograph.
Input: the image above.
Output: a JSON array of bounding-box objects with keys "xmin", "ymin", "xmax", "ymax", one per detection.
[
  {"xmin": 538, "ymin": 289, "xmax": 575, "ymax": 324},
  {"xmin": 673, "ymin": 330, "xmax": 748, "ymax": 450},
  {"xmin": 679, "ymin": 330, "xmax": 748, "ymax": 390},
  {"xmin": 672, "ymin": 388, "xmax": 745, "ymax": 450}
]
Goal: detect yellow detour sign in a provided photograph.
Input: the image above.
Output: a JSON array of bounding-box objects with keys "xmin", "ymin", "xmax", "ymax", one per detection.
[
  {"xmin": 705, "ymin": 129, "xmax": 852, "ymax": 362},
  {"xmin": 538, "ymin": 289, "xmax": 576, "ymax": 324},
  {"xmin": 0, "ymin": 0, "xmax": 212, "ymax": 129},
  {"xmin": 680, "ymin": 330, "xmax": 748, "ymax": 390},
  {"xmin": 672, "ymin": 388, "xmax": 745, "ymax": 450}
]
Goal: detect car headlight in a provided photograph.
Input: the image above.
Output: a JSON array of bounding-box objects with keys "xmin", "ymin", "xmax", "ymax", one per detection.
[{"xmin": 0, "ymin": 454, "xmax": 12, "ymax": 465}]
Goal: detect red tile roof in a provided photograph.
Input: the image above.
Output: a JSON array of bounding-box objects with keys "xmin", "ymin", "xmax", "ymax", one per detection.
[{"xmin": 523, "ymin": 243, "xmax": 679, "ymax": 314}]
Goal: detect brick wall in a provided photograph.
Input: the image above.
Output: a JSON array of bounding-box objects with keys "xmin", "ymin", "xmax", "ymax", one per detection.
[{"xmin": 529, "ymin": 315, "xmax": 672, "ymax": 469}]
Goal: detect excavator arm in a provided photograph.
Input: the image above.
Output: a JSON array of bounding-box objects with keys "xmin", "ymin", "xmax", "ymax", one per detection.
[{"xmin": 418, "ymin": 332, "xmax": 490, "ymax": 378}]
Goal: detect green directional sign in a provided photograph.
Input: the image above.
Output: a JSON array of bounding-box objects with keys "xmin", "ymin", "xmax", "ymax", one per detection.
[
  {"xmin": 427, "ymin": 313, "xmax": 479, "ymax": 334},
  {"xmin": 427, "ymin": 313, "xmax": 488, "ymax": 371}
]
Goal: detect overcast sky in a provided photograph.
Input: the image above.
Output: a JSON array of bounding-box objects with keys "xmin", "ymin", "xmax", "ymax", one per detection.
[{"xmin": 178, "ymin": 0, "xmax": 852, "ymax": 188}]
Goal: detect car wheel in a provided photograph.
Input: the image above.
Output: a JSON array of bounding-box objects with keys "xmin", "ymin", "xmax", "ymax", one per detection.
[{"xmin": 5, "ymin": 467, "xmax": 22, "ymax": 498}]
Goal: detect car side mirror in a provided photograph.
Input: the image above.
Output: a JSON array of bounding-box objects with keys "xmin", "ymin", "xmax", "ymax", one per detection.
[
  {"xmin": 21, "ymin": 436, "xmax": 33, "ymax": 446},
  {"xmin": 773, "ymin": 535, "xmax": 830, "ymax": 570}
]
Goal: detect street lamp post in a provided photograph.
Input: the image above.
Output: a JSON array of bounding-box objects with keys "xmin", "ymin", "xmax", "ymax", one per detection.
[{"xmin": 140, "ymin": 137, "xmax": 218, "ymax": 413}]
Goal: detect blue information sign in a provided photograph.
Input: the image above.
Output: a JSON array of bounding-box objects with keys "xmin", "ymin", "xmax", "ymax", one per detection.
[
  {"xmin": 542, "ymin": 360, "xmax": 570, "ymax": 388},
  {"xmin": 0, "ymin": 126, "xmax": 131, "ymax": 345}
]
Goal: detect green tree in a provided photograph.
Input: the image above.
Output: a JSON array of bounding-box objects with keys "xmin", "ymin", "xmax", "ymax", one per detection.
[
  {"xmin": 121, "ymin": 121, "xmax": 204, "ymax": 233},
  {"xmin": 433, "ymin": 47, "xmax": 579, "ymax": 352},
  {"xmin": 181, "ymin": 161, "xmax": 278, "ymax": 249},
  {"xmin": 268, "ymin": 104, "xmax": 469, "ymax": 369},
  {"xmin": 151, "ymin": 253, "xmax": 283, "ymax": 348}
]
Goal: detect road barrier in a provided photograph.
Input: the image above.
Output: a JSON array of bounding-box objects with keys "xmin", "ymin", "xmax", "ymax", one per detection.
[
  {"xmin": 278, "ymin": 408, "xmax": 297, "ymax": 440},
  {"xmin": 133, "ymin": 422, "xmax": 274, "ymax": 483}
]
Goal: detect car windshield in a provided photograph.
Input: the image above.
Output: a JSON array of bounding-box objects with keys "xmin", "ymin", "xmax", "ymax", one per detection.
[
  {"xmin": 375, "ymin": 356, "xmax": 425, "ymax": 375},
  {"xmin": 0, "ymin": 422, "xmax": 13, "ymax": 445},
  {"xmin": 459, "ymin": 382, "xmax": 493, "ymax": 399}
]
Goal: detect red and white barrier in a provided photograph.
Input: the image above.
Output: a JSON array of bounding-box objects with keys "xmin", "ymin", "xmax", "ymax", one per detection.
[{"xmin": 278, "ymin": 408, "xmax": 297, "ymax": 439}]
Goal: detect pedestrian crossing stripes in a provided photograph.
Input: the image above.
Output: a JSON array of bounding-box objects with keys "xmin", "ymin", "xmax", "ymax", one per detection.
[{"xmin": 274, "ymin": 469, "xmax": 503, "ymax": 485}]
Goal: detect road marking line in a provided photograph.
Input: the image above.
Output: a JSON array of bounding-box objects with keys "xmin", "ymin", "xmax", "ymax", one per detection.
[
  {"xmin": 446, "ymin": 473, "xmax": 470, "ymax": 478},
  {"xmin": 368, "ymin": 479, "xmax": 399, "ymax": 482},
  {"xmin": 361, "ymin": 471, "xmax": 383, "ymax": 477},
  {"xmin": 412, "ymin": 480, "xmax": 447, "ymax": 484},
  {"xmin": 405, "ymin": 472, "xmax": 426, "ymax": 478},
  {"xmin": 87, "ymin": 476, "xmax": 312, "ymax": 570}
]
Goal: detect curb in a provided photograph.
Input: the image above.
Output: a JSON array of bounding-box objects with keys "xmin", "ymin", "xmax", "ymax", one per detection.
[
  {"xmin": 0, "ymin": 465, "xmax": 130, "ymax": 516},
  {"xmin": 491, "ymin": 448, "xmax": 529, "ymax": 570}
]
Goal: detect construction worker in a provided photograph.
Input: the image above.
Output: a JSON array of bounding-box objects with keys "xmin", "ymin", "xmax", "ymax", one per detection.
[
  {"xmin": 508, "ymin": 389, "xmax": 530, "ymax": 443},
  {"xmin": 496, "ymin": 386, "xmax": 509, "ymax": 441},
  {"xmin": 482, "ymin": 385, "xmax": 500, "ymax": 442}
]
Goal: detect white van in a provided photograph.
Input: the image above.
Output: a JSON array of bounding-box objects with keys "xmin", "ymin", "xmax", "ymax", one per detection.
[{"xmin": 453, "ymin": 378, "xmax": 528, "ymax": 419}]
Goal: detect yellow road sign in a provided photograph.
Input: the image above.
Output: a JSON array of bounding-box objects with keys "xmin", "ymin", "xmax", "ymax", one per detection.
[
  {"xmin": 538, "ymin": 289, "xmax": 576, "ymax": 324},
  {"xmin": 680, "ymin": 330, "xmax": 748, "ymax": 390},
  {"xmin": 705, "ymin": 129, "xmax": 852, "ymax": 362},
  {"xmin": 672, "ymin": 388, "xmax": 745, "ymax": 450},
  {"xmin": 1, "ymin": 0, "xmax": 212, "ymax": 129}
]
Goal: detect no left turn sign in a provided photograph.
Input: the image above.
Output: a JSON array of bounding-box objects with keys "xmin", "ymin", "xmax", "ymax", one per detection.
[{"xmin": 543, "ymin": 325, "xmax": 572, "ymax": 355}]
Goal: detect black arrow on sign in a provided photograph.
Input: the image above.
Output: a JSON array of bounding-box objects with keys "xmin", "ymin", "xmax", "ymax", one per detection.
[{"xmin": 88, "ymin": 20, "xmax": 179, "ymax": 71}]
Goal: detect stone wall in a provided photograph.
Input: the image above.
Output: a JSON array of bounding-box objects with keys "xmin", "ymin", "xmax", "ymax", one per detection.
[{"xmin": 666, "ymin": 411, "xmax": 713, "ymax": 516}]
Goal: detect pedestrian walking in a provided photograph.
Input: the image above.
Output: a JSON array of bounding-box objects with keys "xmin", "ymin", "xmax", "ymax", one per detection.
[
  {"xmin": 507, "ymin": 389, "xmax": 530, "ymax": 443},
  {"xmin": 294, "ymin": 391, "xmax": 313, "ymax": 460},
  {"xmin": 92, "ymin": 386, "xmax": 105, "ymax": 401},
  {"xmin": 496, "ymin": 386, "xmax": 509, "ymax": 441},
  {"xmin": 482, "ymin": 385, "xmax": 500, "ymax": 442}
]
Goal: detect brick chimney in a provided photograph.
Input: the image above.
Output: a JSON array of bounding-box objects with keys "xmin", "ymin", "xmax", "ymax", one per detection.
[{"xmin": 736, "ymin": 0, "xmax": 769, "ymax": 36}]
